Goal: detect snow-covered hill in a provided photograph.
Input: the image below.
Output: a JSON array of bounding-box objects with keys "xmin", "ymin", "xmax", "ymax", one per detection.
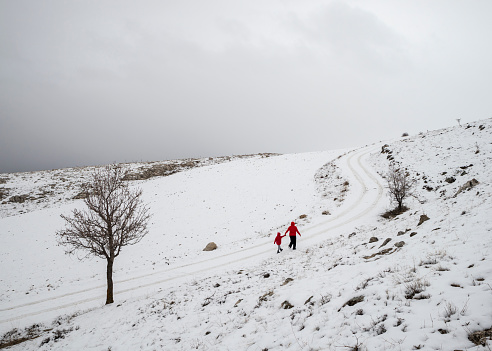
[{"xmin": 1, "ymin": 119, "xmax": 491, "ymax": 350}]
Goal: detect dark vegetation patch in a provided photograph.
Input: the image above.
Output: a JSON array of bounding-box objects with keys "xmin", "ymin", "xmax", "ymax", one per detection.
[
  {"xmin": 0, "ymin": 324, "xmax": 50, "ymax": 349},
  {"xmin": 468, "ymin": 327, "xmax": 492, "ymax": 346},
  {"xmin": 122, "ymin": 153, "xmax": 279, "ymax": 181},
  {"xmin": 381, "ymin": 206, "xmax": 409, "ymax": 219}
]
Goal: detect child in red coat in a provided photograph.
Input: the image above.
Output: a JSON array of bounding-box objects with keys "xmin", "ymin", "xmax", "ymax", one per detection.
[{"xmin": 274, "ymin": 232, "xmax": 286, "ymax": 254}]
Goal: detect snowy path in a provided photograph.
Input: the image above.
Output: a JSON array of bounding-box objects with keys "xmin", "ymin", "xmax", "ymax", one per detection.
[{"xmin": 0, "ymin": 144, "xmax": 385, "ymax": 330}]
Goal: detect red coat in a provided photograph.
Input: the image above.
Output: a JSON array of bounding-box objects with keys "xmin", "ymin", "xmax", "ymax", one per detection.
[
  {"xmin": 285, "ymin": 224, "xmax": 301, "ymax": 237},
  {"xmin": 274, "ymin": 234, "xmax": 285, "ymax": 245}
]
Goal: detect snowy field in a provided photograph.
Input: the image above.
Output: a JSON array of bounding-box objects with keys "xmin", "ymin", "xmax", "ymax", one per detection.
[{"xmin": 0, "ymin": 119, "xmax": 491, "ymax": 350}]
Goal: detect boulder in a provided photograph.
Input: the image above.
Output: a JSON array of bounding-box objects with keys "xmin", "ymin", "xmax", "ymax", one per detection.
[
  {"xmin": 369, "ymin": 237, "xmax": 379, "ymax": 243},
  {"xmin": 454, "ymin": 179, "xmax": 479, "ymax": 197},
  {"xmin": 379, "ymin": 238, "xmax": 391, "ymax": 248},
  {"xmin": 394, "ymin": 241, "xmax": 405, "ymax": 248},
  {"xmin": 281, "ymin": 300, "xmax": 294, "ymax": 309},
  {"xmin": 203, "ymin": 242, "xmax": 217, "ymax": 251},
  {"xmin": 418, "ymin": 214, "xmax": 430, "ymax": 226},
  {"xmin": 445, "ymin": 177, "xmax": 456, "ymax": 184}
]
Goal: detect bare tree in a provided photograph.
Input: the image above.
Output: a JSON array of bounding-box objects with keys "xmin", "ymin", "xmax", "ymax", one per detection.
[
  {"xmin": 57, "ymin": 165, "xmax": 151, "ymax": 304},
  {"xmin": 386, "ymin": 163, "xmax": 415, "ymax": 212}
]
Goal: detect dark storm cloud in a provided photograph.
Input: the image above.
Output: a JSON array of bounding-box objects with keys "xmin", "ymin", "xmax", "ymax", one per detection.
[{"xmin": 1, "ymin": 0, "xmax": 492, "ymax": 173}]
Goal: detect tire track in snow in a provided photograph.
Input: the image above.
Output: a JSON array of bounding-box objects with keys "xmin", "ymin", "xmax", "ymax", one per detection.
[{"xmin": 0, "ymin": 144, "xmax": 385, "ymax": 326}]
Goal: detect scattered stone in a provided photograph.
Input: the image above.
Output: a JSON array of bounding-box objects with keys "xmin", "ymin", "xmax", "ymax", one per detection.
[
  {"xmin": 363, "ymin": 248, "xmax": 394, "ymax": 260},
  {"xmin": 394, "ymin": 241, "xmax": 405, "ymax": 248},
  {"xmin": 304, "ymin": 296, "xmax": 314, "ymax": 305},
  {"xmin": 348, "ymin": 232, "xmax": 356, "ymax": 238},
  {"xmin": 203, "ymin": 242, "xmax": 217, "ymax": 251},
  {"xmin": 263, "ymin": 273, "xmax": 270, "ymax": 279},
  {"xmin": 258, "ymin": 291, "xmax": 274, "ymax": 305},
  {"xmin": 281, "ymin": 300, "xmax": 294, "ymax": 309},
  {"xmin": 369, "ymin": 237, "xmax": 379, "ymax": 243},
  {"xmin": 322, "ymin": 210, "xmax": 330, "ymax": 215},
  {"xmin": 214, "ymin": 283, "xmax": 220, "ymax": 288},
  {"xmin": 281, "ymin": 278, "xmax": 294, "ymax": 286},
  {"xmin": 454, "ymin": 179, "xmax": 480, "ymax": 197},
  {"xmin": 379, "ymin": 238, "xmax": 391, "ymax": 248},
  {"xmin": 410, "ymin": 232, "xmax": 418, "ymax": 237},
  {"xmin": 299, "ymin": 214, "xmax": 307, "ymax": 219},
  {"xmin": 418, "ymin": 214, "xmax": 430, "ymax": 226},
  {"xmin": 234, "ymin": 299, "xmax": 243, "ymax": 307},
  {"xmin": 445, "ymin": 177, "xmax": 456, "ymax": 183}
]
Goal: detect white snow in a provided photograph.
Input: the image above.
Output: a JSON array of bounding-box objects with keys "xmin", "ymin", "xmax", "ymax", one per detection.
[{"xmin": 1, "ymin": 119, "xmax": 491, "ymax": 350}]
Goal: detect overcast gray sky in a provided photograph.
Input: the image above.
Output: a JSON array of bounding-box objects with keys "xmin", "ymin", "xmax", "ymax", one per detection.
[{"xmin": 1, "ymin": 0, "xmax": 491, "ymax": 173}]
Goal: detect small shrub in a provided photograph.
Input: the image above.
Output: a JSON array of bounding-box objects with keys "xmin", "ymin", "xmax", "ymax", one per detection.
[
  {"xmin": 435, "ymin": 264, "xmax": 450, "ymax": 272},
  {"xmin": 320, "ymin": 294, "xmax": 332, "ymax": 306},
  {"xmin": 404, "ymin": 279, "xmax": 429, "ymax": 299},
  {"xmin": 419, "ymin": 258, "xmax": 438, "ymax": 266},
  {"xmin": 442, "ymin": 301, "xmax": 457, "ymax": 320},
  {"xmin": 386, "ymin": 164, "xmax": 415, "ymax": 211},
  {"xmin": 356, "ymin": 278, "xmax": 373, "ymax": 290},
  {"xmin": 376, "ymin": 324, "xmax": 387, "ymax": 335}
]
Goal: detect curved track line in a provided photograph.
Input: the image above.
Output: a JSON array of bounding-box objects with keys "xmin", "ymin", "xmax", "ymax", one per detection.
[{"xmin": 0, "ymin": 145, "xmax": 385, "ymax": 325}]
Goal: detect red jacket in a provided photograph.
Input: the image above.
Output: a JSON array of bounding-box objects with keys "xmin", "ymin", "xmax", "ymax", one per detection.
[
  {"xmin": 274, "ymin": 233, "xmax": 285, "ymax": 245},
  {"xmin": 285, "ymin": 223, "xmax": 301, "ymax": 237}
]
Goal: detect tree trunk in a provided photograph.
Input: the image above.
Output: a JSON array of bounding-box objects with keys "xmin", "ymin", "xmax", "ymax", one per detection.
[{"xmin": 106, "ymin": 258, "xmax": 114, "ymax": 304}]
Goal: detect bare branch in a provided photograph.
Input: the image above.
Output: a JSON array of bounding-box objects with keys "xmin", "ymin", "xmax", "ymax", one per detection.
[
  {"xmin": 56, "ymin": 164, "xmax": 151, "ymax": 304},
  {"xmin": 386, "ymin": 163, "xmax": 415, "ymax": 211}
]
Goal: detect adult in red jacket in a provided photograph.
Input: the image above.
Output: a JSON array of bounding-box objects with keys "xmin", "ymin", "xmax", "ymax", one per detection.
[{"xmin": 285, "ymin": 222, "xmax": 301, "ymax": 250}]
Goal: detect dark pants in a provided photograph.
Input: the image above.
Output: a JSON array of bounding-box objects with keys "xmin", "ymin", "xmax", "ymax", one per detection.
[{"xmin": 289, "ymin": 236, "xmax": 296, "ymax": 249}]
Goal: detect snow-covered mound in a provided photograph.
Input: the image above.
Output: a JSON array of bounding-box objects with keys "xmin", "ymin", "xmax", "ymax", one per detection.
[{"xmin": 1, "ymin": 119, "xmax": 491, "ymax": 350}]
